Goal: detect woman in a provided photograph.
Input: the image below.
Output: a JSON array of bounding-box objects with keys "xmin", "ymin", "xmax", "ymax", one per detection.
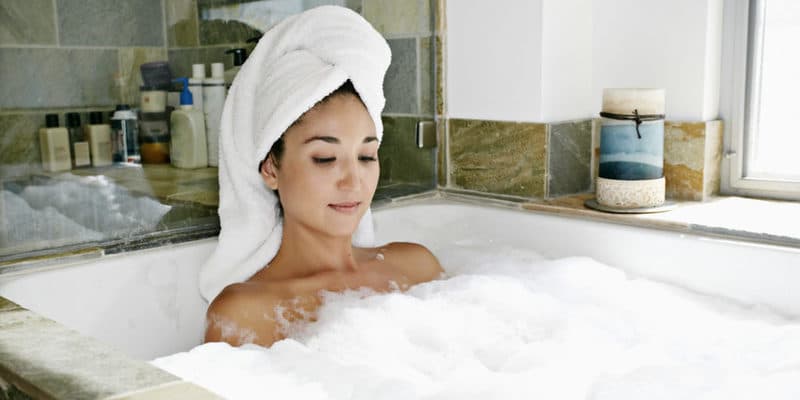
[{"xmin": 202, "ymin": 7, "xmax": 443, "ymax": 348}]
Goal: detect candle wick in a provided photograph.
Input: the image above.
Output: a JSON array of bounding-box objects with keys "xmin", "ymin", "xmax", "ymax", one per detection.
[{"xmin": 633, "ymin": 109, "xmax": 642, "ymax": 139}]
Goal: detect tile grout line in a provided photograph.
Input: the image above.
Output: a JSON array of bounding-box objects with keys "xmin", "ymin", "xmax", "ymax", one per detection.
[{"xmin": 51, "ymin": 0, "xmax": 60, "ymax": 46}]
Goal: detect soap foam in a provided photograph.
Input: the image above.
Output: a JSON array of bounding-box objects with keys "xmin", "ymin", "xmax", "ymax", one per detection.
[
  {"xmin": 151, "ymin": 243, "xmax": 800, "ymax": 399},
  {"xmin": 1, "ymin": 174, "xmax": 171, "ymax": 250}
]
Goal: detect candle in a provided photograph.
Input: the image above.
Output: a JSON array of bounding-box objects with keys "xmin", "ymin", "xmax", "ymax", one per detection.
[
  {"xmin": 599, "ymin": 88, "xmax": 665, "ymax": 181},
  {"xmin": 594, "ymin": 88, "xmax": 666, "ymax": 209}
]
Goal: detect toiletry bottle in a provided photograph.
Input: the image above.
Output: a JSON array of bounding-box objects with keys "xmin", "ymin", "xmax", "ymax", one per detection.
[
  {"xmin": 224, "ymin": 48, "xmax": 247, "ymax": 89},
  {"xmin": 203, "ymin": 63, "xmax": 226, "ymax": 167},
  {"xmin": 84, "ymin": 111, "xmax": 113, "ymax": 167},
  {"xmin": 66, "ymin": 112, "xmax": 90, "ymax": 168},
  {"xmin": 39, "ymin": 114, "xmax": 72, "ymax": 172},
  {"xmin": 189, "ymin": 64, "xmax": 206, "ymax": 114},
  {"xmin": 110, "ymin": 104, "xmax": 140, "ymax": 164},
  {"xmin": 170, "ymin": 77, "xmax": 207, "ymax": 169},
  {"xmin": 139, "ymin": 111, "xmax": 170, "ymax": 164}
]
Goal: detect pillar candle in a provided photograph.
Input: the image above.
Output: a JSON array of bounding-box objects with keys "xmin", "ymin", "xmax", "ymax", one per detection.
[{"xmin": 599, "ymin": 88, "xmax": 665, "ymax": 181}]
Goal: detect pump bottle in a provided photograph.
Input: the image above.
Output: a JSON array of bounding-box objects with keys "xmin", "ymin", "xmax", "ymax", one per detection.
[{"xmin": 170, "ymin": 77, "xmax": 207, "ymax": 169}]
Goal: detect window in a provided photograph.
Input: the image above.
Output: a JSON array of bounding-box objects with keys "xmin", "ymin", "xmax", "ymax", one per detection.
[{"xmin": 721, "ymin": 0, "xmax": 800, "ymax": 200}]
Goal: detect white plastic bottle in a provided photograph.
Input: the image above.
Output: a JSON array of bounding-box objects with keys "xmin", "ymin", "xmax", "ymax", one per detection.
[
  {"xmin": 39, "ymin": 114, "xmax": 72, "ymax": 172},
  {"xmin": 170, "ymin": 77, "xmax": 207, "ymax": 169},
  {"xmin": 84, "ymin": 111, "xmax": 113, "ymax": 167},
  {"xmin": 203, "ymin": 62, "xmax": 226, "ymax": 167},
  {"xmin": 189, "ymin": 63, "xmax": 205, "ymax": 114}
]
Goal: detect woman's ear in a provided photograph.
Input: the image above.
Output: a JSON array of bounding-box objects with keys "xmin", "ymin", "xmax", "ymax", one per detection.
[{"xmin": 260, "ymin": 155, "xmax": 279, "ymax": 190}]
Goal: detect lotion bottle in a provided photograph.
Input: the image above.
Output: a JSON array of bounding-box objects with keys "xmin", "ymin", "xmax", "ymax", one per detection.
[
  {"xmin": 170, "ymin": 77, "xmax": 207, "ymax": 169},
  {"xmin": 39, "ymin": 114, "xmax": 71, "ymax": 172},
  {"xmin": 84, "ymin": 111, "xmax": 113, "ymax": 167}
]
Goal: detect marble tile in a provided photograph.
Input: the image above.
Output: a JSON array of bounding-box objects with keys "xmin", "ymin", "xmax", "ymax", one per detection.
[
  {"xmin": 547, "ymin": 119, "xmax": 592, "ymax": 198},
  {"xmin": 166, "ymin": 0, "xmax": 200, "ymax": 48},
  {"xmin": 590, "ymin": 118, "xmax": 601, "ymax": 192},
  {"xmin": 419, "ymin": 36, "xmax": 434, "ymax": 116},
  {"xmin": 378, "ymin": 116, "xmax": 436, "ymax": 187},
  {"xmin": 703, "ymin": 120, "xmax": 723, "ymax": 199},
  {"xmin": 436, "ymin": 118, "xmax": 447, "ymax": 186},
  {"xmin": 0, "ymin": 113, "xmax": 45, "ymax": 179},
  {"xmin": 168, "ymin": 46, "xmax": 235, "ymax": 80},
  {"xmin": 117, "ymin": 48, "xmax": 169, "ymax": 106},
  {"xmin": 198, "ymin": 19, "xmax": 262, "ymax": 46},
  {"xmin": 449, "ymin": 119, "xmax": 546, "ymax": 198},
  {"xmin": 384, "ymin": 38, "xmax": 417, "ymax": 114},
  {"xmin": 0, "ymin": 48, "xmax": 118, "ymax": 109},
  {"xmin": 0, "ymin": 0, "xmax": 57, "ymax": 45},
  {"xmin": 664, "ymin": 121, "xmax": 707, "ymax": 201},
  {"xmin": 435, "ymin": 34, "xmax": 444, "ymax": 116},
  {"xmin": 0, "ymin": 306, "xmax": 179, "ymax": 400},
  {"xmin": 363, "ymin": 0, "xmax": 431, "ymax": 36},
  {"xmin": 435, "ymin": 0, "xmax": 446, "ymax": 33},
  {"xmin": 57, "ymin": 0, "xmax": 164, "ymax": 46}
]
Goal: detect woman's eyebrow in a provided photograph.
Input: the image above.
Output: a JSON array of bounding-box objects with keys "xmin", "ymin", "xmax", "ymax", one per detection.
[
  {"xmin": 303, "ymin": 136, "xmax": 379, "ymax": 144},
  {"xmin": 304, "ymin": 135, "xmax": 339, "ymax": 144}
]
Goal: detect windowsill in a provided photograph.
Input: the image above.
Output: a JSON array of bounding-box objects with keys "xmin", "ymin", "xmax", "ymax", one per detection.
[{"xmin": 438, "ymin": 190, "xmax": 800, "ymax": 250}]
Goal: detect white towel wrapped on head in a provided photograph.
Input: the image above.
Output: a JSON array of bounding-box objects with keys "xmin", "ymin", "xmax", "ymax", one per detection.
[{"xmin": 199, "ymin": 5, "xmax": 392, "ymax": 303}]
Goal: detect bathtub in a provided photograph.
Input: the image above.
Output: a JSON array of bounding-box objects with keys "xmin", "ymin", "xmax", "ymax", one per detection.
[{"xmin": 1, "ymin": 194, "xmax": 799, "ymax": 365}]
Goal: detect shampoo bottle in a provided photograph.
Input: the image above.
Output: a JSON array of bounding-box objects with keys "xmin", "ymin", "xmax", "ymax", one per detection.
[
  {"xmin": 39, "ymin": 114, "xmax": 71, "ymax": 172},
  {"xmin": 203, "ymin": 63, "xmax": 226, "ymax": 167},
  {"xmin": 170, "ymin": 77, "xmax": 207, "ymax": 169},
  {"xmin": 84, "ymin": 111, "xmax": 113, "ymax": 167},
  {"xmin": 189, "ymin": 63, "xmax": 206, "ymax": 114},
  {"xmin": 66, "ymin": 112, "xmax": 90, "ymax": 168}
]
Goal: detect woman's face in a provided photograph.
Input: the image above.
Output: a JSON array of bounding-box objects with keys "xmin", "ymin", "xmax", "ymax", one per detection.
[{"xmin": 261, "ymin": 93, "xmax": 379, "ymax": 238}]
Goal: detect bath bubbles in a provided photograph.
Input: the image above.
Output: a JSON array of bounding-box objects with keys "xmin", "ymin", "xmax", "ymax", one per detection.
[{"xmin": 151, "ymin": 246, "xmax": 800, "ymax": 400}]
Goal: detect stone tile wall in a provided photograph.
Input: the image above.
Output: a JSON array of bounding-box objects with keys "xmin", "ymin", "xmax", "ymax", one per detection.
[
  {"xmin": 444, "ymin": 116, "xmax": 722, "ymax": 202},
  {"xmin": 1, "ymin": 0, "xmax": 438, "ymax": 190}
]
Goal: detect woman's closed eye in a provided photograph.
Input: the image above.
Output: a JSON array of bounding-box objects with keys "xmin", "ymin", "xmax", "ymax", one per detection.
[{"xmin": 312, "ymin": 156, "xmax": 377, "ymax": 164}]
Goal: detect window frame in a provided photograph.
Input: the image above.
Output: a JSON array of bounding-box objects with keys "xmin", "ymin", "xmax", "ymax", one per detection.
[{"xmin": 720, "ymin": 0, "xmax": 800, "ymax": 201}]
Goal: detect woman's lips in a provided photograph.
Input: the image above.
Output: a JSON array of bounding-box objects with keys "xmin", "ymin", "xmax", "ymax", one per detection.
[{"xmin": 328, "ymin": 201, "xmax": 361, "ymax": 214}]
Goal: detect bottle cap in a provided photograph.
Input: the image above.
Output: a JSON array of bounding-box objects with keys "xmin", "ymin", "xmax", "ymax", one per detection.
[
  {"xmin": 192, "ymin": 64, "xmax": 206, "ymax": 80},
  {"xmin": 89, "ymin": 111, "xmax": 103, "ymax": 124},
  {"xmin": 45, "ymin": 114, "xmax": 59, "ymax": 128},
  {"xmin": 225, "ymin": 48, "xmax": 248, "ymax": 66},
  {"xmin": 211, "ymin": 63, "xmax": 224, "ymax": 79},
  {"xmin": 66, "ymin": 112, "xmax": 81, "ymax": 128},
  {"xmin": 173, "ymin": 77, "xmax": 193, "ymax": 106}
]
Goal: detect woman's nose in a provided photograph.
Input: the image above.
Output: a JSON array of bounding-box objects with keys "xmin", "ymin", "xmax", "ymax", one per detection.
[{"xmin": 337, "ymin": 159, "xmax": 360, "ymax": 191}]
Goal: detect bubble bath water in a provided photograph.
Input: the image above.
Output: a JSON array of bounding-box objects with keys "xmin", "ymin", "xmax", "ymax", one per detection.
[{"xmin": 151, "ymin": 240, "xmax": 800, "ymax": 400}]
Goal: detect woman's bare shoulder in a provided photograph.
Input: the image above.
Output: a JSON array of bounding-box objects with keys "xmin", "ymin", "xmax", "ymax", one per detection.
[
  {"xmin": 204, "ymin": 282, "xmax": 283, "ymax": 347},
  {"xmin": 383, "ymin": 242, "xmax": 445, "ymax": 284}
]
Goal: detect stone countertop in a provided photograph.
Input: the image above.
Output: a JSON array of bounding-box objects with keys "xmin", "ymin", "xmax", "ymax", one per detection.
[{"xmin": 0, "ymin": 297, "xmax": 221, "ymax": 400}]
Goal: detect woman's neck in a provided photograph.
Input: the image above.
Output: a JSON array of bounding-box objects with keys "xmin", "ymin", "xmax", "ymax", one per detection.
[{"xmin": 258, "ymin": 218, "xmax": 366, "ymax": 281}]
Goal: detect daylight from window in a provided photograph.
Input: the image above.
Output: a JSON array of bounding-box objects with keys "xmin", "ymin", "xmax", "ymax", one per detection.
[{"xmin": 748, "ymin": 0, "xmax": 800, "ymax": 181}]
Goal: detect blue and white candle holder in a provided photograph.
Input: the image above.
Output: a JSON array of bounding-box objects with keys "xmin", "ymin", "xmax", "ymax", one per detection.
[{"xmin": 594, "ymin": 88, "xmax": 667, "ymax": 210}]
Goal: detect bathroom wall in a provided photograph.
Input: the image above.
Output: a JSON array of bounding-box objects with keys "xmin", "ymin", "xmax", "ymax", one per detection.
[
  {"xmin": 437, "ymin": 0, "xmax": 723, "ymax": 201},
  {"xmin": 0, "ymin": 0, "xmax": 436, "ymax": 260}
]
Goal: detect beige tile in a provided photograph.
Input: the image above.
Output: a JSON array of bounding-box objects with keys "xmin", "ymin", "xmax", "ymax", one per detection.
[
  {"xmin": 449, "ymin": 119, "xmax": 546, "ymax": 198},
  {"xmin": 363, "ymin": 0, "xmax": 431, "ymax": 36},
  {"xmin": 166, "ymin": 0, "xmax": 200, "ymax": 48},
  {"xmin": 665, "ymin": 121, "xmax": 707, "ymax": 201},
  {"xmin": 117, "ymin": 47, "xmax": 169, "ymax": 106},
  {"xmin": 703, "ymin": 120, "xmax": 723, "ymax": 198},
  {"xmin": 437, "ymin": 118, "xmax": 447, "ymax": 186}
]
